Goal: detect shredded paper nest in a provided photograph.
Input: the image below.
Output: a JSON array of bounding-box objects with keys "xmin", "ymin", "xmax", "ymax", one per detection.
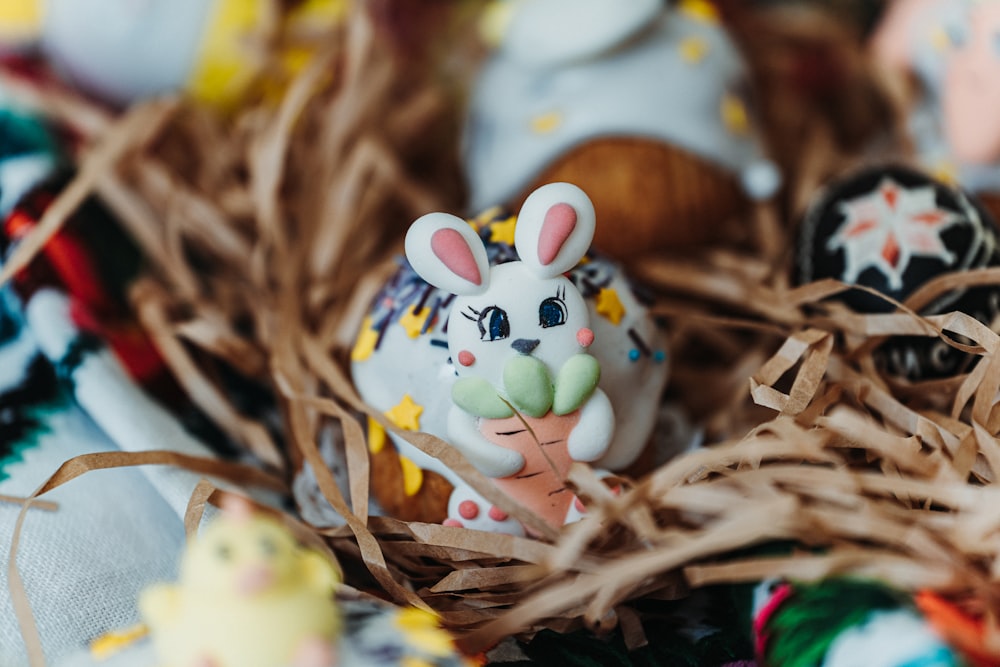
[{"xmin": 6, "ymin": 4, "xmax": 1000, "ymax": 658}]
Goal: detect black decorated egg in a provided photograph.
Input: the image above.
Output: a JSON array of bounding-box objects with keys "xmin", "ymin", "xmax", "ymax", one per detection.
[{"xmin": 797, "ymin": 165, "xmax": 1000, "ymax": 379}]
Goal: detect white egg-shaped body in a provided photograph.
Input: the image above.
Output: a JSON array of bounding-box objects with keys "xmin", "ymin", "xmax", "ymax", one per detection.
[{"xmin": 351, "ymin": 210, "xmax": 669, "ymax": 489}]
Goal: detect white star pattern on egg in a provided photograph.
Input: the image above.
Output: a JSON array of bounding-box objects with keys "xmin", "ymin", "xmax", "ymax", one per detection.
[{"xmin": 826, "ymin": 178, "xmax": 964, "ymax": 290}]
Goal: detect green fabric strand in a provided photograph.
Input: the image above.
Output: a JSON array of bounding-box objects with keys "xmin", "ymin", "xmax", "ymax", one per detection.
[{"xmin": 763, "ymin": 580, "xmax": 909, "ymax": 667}]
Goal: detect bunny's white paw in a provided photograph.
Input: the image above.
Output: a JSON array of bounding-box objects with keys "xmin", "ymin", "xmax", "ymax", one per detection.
[{"xmin": 443, "ymin": 483, "xmax": 526, "ymax": 536}]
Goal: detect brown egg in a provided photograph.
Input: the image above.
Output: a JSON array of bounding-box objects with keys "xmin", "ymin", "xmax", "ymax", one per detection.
[
  {"xmin": 523, "ymin": 138, "xmax": 749, "ymax": 258},
  {"xmin": 369, "ymin": 444, "xmax": 450, "ymax": 523}
]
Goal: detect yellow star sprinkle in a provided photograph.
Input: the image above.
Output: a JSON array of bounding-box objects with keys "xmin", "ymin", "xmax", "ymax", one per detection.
[
  {"xmin": 595, "ymin": 288, "xmax": 626, "ymax": 325},
  {"xmin": 401, "ymin": 659, "xmax": 435, "ymax": 667},
  {"xmin": 530, "ymin": 110, "xmax": 564, "ymax": 134},
  {"xmin": 931, "ymin": 161, "xmax": 959, "ymax": 186},
  {"xmin": 679, "ymin": 0, "xmax": 720, "ymax": 23},
  {"xmin": 679, "ymin": 36, "xmax": 709, "ymax": 63},
  {"xmin": 489, "ymin": 215, "xmax": 518, "ymax": 246},
  {"xmin": 289, "ymin": 0, "xmax": 347, "ymax": 26},
  {"xmin": 399, "ymin": 305, "xmax": 432, "ymax": 339},
  {"xmin": 929, "ymin": 25, "xmax": 951, "ymax": 52},
  {"xmin": 399, "ymin": 455, "xmax": 424, "ymax": 496},
  {"xmin": 367, "ymin": 416, "xmax": 387, "ymax": 454},
  {"xmin": 351, "ymin": 316, "xmax": 378, "ymax": 362},
  {"xmin": 394, "ymin": 608, "xmax": 455, "ymax": 657},
  {"xmin": 720, "ymin": 92, "xmax": 749, "ymax": 136},
  {"xmin": 470, "ymin": 205, "xmax": 503, "ymax": 231},
  {"xmin": 90, "ymin": 625, "xmax": 148, "ymax": 659},
  {"xmin": 480, "ymin": 0, "xmax": 515, "ymax": 47},
  {"xmin": 386, "ymin": 394, "xmax": 423, "ymax": 431}
]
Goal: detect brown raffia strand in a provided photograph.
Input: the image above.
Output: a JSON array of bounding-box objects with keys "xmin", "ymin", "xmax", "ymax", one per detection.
[
  {"xmin": 182, "ymin": 479, "xmax": 342, "ymax": 571},
  {"xmin": 29, "ymin": 450, "xmax": 286, "ymax": 497},
  {"xmin": 273, "ymin": 330, "xmax": 428, "ymax": 610},
  {"xmin": 10, "ymin": 497, "xmax": 47, "ymax": 667},
  {"xmin": 9, "ymin": 4, "xmax": 1000, "ymax": 661},
  {"xmin": 0, "ymin": 69, "xmax": 113, "ymax": 139},
  {"xmin": 183, "ymin": 479, "xmax": 219, "ymax": 537},
  {"xmin": 0, "ymin": 99, "xmax": 177, "ymax": 289},
  {"xmin": 0, "ymin": 496, "xmax": 57, "ymax": 511},
  {"xmin": 131, "ymin": 278, "xmax": 284, "ymax": 469}
]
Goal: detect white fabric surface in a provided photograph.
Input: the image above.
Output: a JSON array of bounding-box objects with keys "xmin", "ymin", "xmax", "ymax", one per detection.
[
  {"xmin": 0, "ymin": 289, "xmax": 214, "ymax": 665},
  {"xmin": 0, "ymin": 405, "xmax": 186, "ymax": 666}
]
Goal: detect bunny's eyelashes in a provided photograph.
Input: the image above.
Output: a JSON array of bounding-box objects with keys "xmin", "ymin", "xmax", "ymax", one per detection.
[
  {"xmin": 462, "ymin": 305, "xmax": 511, "ymax": 341},
  {"xmin": 539, "ymin": 286, "xmax": 568, "ymax": 329},
  {"xmin": 460, "ymin": 287, "xmax": 569, "ymax": 343}
]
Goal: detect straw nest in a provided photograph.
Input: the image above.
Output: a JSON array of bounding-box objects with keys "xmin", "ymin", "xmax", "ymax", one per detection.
[{"xmin": 6, "ymin": 2, "xmax": 1000, "ymax": 658}]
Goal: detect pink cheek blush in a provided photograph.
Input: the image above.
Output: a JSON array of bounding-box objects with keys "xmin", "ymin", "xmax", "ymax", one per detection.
[
  {"xmin": 458, "ymin": 350, "xmax": 476, "ymax": 366},
  {"xmin": 458, "ymin": 500, "xmax": 480, "ymax": 520},
  {"xmin": 488, "ymin": 506, "xmax": 508, "ymax": 522},
  {"xmin": 576, "ymin": 328, "xmax": 595, "ymax": 348}
]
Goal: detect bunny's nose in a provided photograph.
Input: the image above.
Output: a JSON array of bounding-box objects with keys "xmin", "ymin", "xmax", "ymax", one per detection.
[{"xmin": 511, "ymin": 338, "xmax": 540, "ymax": 355}]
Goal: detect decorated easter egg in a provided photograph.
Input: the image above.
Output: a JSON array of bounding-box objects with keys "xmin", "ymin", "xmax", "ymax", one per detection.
[
  {"xmin": 796, "ymin": 165, "xmax": 1000, "ymax": 379},
  {"xmin": 466, "ymin": 0, "xmax": 780, "ymax": 258},
  {"xmin": 351, "ymin": 203, "xmax": 669, "ymax": 525}
]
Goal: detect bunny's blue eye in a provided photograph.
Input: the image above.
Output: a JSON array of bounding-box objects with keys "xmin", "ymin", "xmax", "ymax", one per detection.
[
  {"xmin": 539, "ymin": 296, "xmax": 567, "ymax": 328},
  {"xmin": 946, "ymin": 21, "xmax": 967, "ymax": 49},
  {"xmin": 477, "ymin": 306, "xmax": 509, "ymax": 341}
]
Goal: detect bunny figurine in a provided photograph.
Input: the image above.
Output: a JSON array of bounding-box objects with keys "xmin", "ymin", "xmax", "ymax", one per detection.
[
  {"xmin": 872, "ymin": 0, "xmax": 1000, "ymax": 211},
  {"xmin": 404, "ymin": 183, "xmax": 615, "ymax": 532},
  {"xmin": 465, "ymin": 0, "xmax": 781, "ymax": 259}
]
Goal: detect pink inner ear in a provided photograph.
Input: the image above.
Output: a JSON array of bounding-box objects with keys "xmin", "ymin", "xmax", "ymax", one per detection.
[
  {"xmin": 431, "ymin": 228, "xmax": 482, "ymax": 285},
  {"xmin": 538, "ymin": 203, "xmax": 577, "ymax": 266}
]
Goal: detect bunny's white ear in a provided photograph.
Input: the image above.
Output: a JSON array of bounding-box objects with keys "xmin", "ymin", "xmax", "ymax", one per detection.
[
  {"xmin": 405, "ymin": 212, "xmax": 490, "ymax": 295},
  {"xmin": 514, "ymin": 182, "xmax": 595, "ymax": 278}
]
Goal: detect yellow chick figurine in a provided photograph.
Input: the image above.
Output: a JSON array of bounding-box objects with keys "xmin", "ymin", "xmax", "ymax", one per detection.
[{"xmin": 139, "ymin": 495, "xmax": 341, "ymax": 667}]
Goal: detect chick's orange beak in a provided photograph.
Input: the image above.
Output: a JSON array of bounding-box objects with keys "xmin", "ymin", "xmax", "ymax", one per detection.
[{"xmin": 238, "ymin": 564, "xmax": 276, "ymax": 596}]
